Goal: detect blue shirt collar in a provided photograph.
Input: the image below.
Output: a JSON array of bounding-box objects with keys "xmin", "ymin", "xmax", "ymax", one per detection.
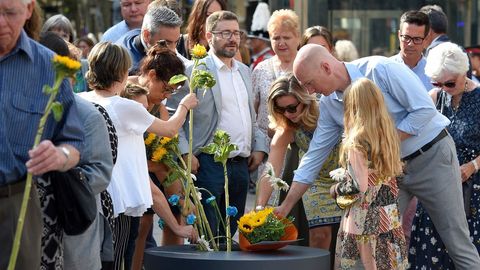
[
  {"xmin": 332, "ymin": 62, "xmax": 363, "ymax": 101},
  {"xmin": 2, "ymin": 30, "xmax": 34, "ymax": 62}
]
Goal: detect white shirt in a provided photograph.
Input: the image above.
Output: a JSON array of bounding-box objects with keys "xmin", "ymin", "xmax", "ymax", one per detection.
[
  {"xmin": 210, "ymin": 51, "xmax": 252, "ymax": 157},
  {"xmin": 78, "ymin": 93, "xmax": 155, "ymax": 217}
]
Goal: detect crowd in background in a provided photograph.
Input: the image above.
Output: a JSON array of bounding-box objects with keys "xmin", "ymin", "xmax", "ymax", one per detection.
[{"xmin": 2, "ymin": 0, "xmax": 480, "ymax": 269}]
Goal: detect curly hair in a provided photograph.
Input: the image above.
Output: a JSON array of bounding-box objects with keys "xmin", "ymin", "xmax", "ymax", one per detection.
[{"xmin": 267, "ymin": 9, "xmax": 300, "ymax": 37}]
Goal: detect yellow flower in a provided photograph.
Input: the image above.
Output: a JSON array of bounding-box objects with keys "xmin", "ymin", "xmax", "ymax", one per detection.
[
  {"xmin": 151, "ymin": 147, "xmax": 167, "ymax": 162},
  {"xmin": 145, "ymin": 133, "xmax": 157, "ymax": 146},
  {"xmin": 250, "ymin": 214, "xmax": 267, "ymax": 227},
  {"xmin": 191, "ymin": 44, "xmax": 207, "ymax": 59},
  {"xmin": 160, "ymin": 136, "xmax": 172, "ymax": 145},
  {"xmin": 53, "ymin": 54, "xmax": 81, "ymax": 71},
  {"xmin": 238, "ymin": 217, "xmax": 253, "ymax": 233}
]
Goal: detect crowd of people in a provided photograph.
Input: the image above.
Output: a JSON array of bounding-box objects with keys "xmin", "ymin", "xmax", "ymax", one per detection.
[{"xmin": 2, "ymin": 0, "xmax": 480, "ymax": 269}]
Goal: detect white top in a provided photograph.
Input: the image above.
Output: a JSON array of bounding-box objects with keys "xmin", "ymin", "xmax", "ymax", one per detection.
[
  {"xmin": 210, "ymin": 51, "xmax": 252, "ymax": 158},
  {"xmin": 78, "ymin": 93, "xmax": 155, "ymax": 217}
]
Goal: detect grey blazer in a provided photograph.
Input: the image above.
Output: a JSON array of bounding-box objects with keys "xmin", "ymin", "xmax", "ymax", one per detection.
[
  {"xmin": 63, "ymin": 96, "xmax": 113, "ymax": 269},
  {"xmin": 168, "ymin": 55, "xmax": 268, "ymax": 156}
]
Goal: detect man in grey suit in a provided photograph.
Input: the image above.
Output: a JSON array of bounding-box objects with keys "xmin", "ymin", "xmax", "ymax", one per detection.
[
  {"xmin": 168, "ymin": 10, "xmax": 268, "ymax": 236},
  {"xmin": 63, "ymin": 96, "xmax": 113, "ymax": 270}
]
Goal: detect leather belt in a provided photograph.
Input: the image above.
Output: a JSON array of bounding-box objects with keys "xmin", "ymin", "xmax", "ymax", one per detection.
[
  {"xmin": 0, "ymin": 180, "xmax": 26, "ymax": 198},
  {"xmin": 228, "ymin": 156, "xmax": 247, "ymax": 162},
  {"xmin": 402, "ymin": 129, "xmax": 448, "ymax": 161}
]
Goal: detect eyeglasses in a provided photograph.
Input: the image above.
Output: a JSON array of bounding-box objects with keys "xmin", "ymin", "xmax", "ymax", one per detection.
[
  {"xmin": 399, "ymin": 34, "xmax": 425, "ymax": 45},
  {"xmin": 0, "ymin": 8, "xmax": 22, "ymax": 21},
  {"xmin": 431, "ymin": 80, "xmax": 457, "ymax": 88},
  {"xmin": 158, "ymin": 38, "xmax": 180, "ymax": 49},
  {"xmin": 162, "ymin": 81, "xmax": 182, "ymax": 94},
  {"xmin": 211, "ymin": 30, "xmax": 244, "ymax": 40},
  {"xmin": 274, "ymin": 102, "xmax": 301, "ymax": 114}
]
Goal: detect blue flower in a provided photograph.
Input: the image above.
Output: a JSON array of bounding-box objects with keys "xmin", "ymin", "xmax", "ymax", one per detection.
[
  {"xmin": 158, "ymin": 218, "xmax": 165, "ymax": 230},
  {"xmin": 226, "ymin": 206, "xmax": 238, "ymax": 217},
  {"xmin": 168, "ymin": 194, "xmax": 180, "ymax": 206},
  {"xmin": 186, "ymin": 214, "xmax": 197, "ymax": 225},
  {"xmin": 206, "ymin": 196, "xmax": 216, "ymax": 205}
]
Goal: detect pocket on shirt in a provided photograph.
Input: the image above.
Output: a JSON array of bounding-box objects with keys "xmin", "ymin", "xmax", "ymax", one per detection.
[{"xmin": 8, "ymin": 93, "xmax": 46, "ymax": 147}]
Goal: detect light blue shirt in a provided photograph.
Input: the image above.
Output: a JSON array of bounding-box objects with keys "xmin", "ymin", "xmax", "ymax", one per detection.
[
  {"xmin": 102, "ymin": 20, "xmax": 133, "ymax": 43},
  {"xmin": 294, "ymin": 56, "xmax": 450, "ymax": 185},
  {"xmin": 390, "ymin": 53, "xmax": 434, "ymax": 91}
]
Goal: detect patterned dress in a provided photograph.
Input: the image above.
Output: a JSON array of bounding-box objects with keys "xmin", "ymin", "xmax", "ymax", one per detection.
[
  {"xmin": 335, "ymin": 163, "xmax": 407, "ymax": 269},
  {"xmin": 408, "ymin": 88, "xmax": 480, "ymax": 269},
  {"xmin": 295, "ymin": 128, "xmax": 342, "ymax": 227}
]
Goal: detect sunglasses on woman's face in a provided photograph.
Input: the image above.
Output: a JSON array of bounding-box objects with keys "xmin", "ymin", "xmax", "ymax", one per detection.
[
  {"xmin": 274, "ymin": 102, "xmax": 300, "ymax": 114},
  {"xmin": 431, "ymin": 80, "xmax": 456, "ymax": 88}
]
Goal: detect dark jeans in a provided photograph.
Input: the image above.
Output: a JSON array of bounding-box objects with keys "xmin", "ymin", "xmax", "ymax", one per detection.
[{"xmin": 196, "ymin": 153, "xmax": 249, "ymax": 238}]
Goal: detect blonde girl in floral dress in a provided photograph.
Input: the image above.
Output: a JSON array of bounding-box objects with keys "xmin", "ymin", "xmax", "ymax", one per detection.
[{"xmin": 330, "ymin": 78, "xmax": 407, "ymax": 269}]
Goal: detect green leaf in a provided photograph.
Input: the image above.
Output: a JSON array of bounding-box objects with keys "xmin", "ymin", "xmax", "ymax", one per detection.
[
  {"xmin": 51, "ymin": 102, "xmax": 63, "ymax": 122},
  {"xmin": 199, "ymin": 144, "xmax": 217, "ymax": 155},
  {"xmin": 163, "ymin": 171, "xmax": 181, "ymax": 187},
  {"xmin": 43, "ymin": 85, "xmax": 54, "ymax": 95},
  {"xmin": 169, "ymin": 74, "xmax": 188, "ymax": 85}
]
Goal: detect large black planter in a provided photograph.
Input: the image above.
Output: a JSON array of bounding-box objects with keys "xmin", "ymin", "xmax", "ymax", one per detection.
[{"xmin": 144, "ymin": 245, "xmax": 330, "ymax": 270}]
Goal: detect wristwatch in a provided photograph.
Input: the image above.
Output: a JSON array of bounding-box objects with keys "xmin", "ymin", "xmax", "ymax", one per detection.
[{"xmin": 60, "ymin": 146, "xmax": 71, "ymax": 170}]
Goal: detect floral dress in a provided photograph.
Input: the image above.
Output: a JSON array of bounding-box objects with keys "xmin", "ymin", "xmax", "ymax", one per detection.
[
  {"xmin": 335, "ymin": 163, "xmax": 408, "ymax": 269},
  {"xmin": 295, "ymin": 128, "xmax": 342, "ymax": 227},
  {"xmin": 408, "ymin": 88, "xmax": 480, "ymax": 269}
]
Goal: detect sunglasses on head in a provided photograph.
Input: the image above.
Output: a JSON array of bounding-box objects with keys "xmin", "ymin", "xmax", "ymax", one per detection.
[
  {"xmin": 431, "ymin": 80, "xmax": 456, "ymax": 88},
  {"xmin": 274, "ymin": 102, "xmax": 300, "ymax": 114}
]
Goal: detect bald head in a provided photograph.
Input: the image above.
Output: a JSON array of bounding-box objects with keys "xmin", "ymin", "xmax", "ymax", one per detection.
[{"xmin": 293, "ymin": 44, "xmax": 341, "ymax": 95}]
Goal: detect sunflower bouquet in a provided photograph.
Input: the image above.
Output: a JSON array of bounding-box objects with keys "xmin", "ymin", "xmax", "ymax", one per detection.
[
  {"xmin": 237, "ymin": 207, "xmax": 296, "ymax": 249},
  {"xmin": 144, "ymin": 133, "xmax": 175, "ymax": 162}
]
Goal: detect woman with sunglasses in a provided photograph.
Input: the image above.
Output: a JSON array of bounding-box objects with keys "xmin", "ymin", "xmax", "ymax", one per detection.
[
  {"xmin": 256, "ymin": 74, "xmax": 342, "ymax": 253},
  {"xmin": 408, "ymin": 42, "xmax": 480, "ymax": 268}
]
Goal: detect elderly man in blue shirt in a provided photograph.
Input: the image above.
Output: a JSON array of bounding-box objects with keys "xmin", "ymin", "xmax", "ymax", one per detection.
[
  {"xmin": 275, "ymin": 44, "xmax": 480, "ymax": 269},
  {"xmin": 0, "ymin": 0, "xmax": 84, "ymax": 269}
]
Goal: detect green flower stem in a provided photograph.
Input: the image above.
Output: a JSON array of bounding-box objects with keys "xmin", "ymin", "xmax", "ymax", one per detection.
[
  {"xmin": 8, "ymin": 75, "xmax": 63, "ymax": 270},
  {"xmin": 183, "ymin": 58, "xmax": 198, "ymax": 216},
  {"xmin": 223, "ymin": 162, "xmax": 232, "ymax": 252}
]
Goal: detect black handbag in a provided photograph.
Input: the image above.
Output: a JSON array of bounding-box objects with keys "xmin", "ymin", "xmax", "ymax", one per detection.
[{"xmin": 46, "ymin": 168, "xmax": 97, "ymax": 235}]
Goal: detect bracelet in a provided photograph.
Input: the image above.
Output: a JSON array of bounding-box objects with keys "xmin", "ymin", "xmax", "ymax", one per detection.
[
  {"xmin": 179, "ymin": 103, "xmax": 189, "ymax": 111},
  {"xmin": 472, "ymin": 159, "xmax": 479, "ymax": 172},
  {"xmin": 255, "ymin": 205, "xmax": 264, "ymax": 211}
]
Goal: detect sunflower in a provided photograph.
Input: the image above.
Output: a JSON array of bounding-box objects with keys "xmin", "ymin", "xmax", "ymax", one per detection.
[
  {"xmin": 151, "ymin": 147, "xmax": 167, "ymax": 162},
  {"xmin": 191, "ymin": 44, "xmax": 207, "ymax": 59},
  {"xmin": 160, "ymin": 136, "xmax": 172, "ymax": 145},
  {"xmin": 144, "ymin": 133, "xmax": 157, "ymax": 146},
  {"xmin": 238, "ymin": 218, "xmax": 253, "ymax": 234}
]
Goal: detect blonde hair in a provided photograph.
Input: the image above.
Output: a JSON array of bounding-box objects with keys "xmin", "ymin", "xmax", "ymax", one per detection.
[
  {"xmin": 267, "ymin": 74, "xmax": 318, "ymax": 131},
  {"xmin": 340, "ymin": 78, "xmax": 402, "ymax": 178},
  {"xmin": 267, "ymin": 9, "xmax": 300, "ymax": 37}
]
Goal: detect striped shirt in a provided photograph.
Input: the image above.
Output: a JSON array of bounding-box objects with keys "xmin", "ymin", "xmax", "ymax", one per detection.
[{"xmin": 0, "ymin": 30, "xmax": 84, "ymax": 185}]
